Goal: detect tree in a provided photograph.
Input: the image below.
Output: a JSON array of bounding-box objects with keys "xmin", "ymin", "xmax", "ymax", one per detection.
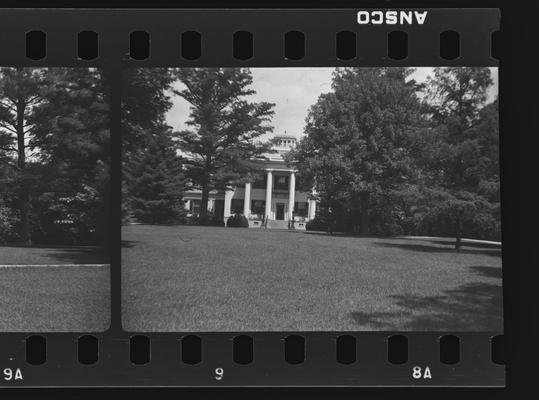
[
  {"xmin": 124, "ymin": 127, "xmax": 187, "ymax": 224},
  {"xmin": 289, "ymin": 67, "xmax": 427, "ymax": 235},
  {"xmin": 173, "ymin": 68, "xmax": 275, "ymax": 220},
  {"xmin": 0, "ymin": 164, "xmax": 18, "ymax": 242},
  {"xmin": 423, "ymin": 67, "xmax": 495, "ymax": 249},
  {"xmin": 121, "ymin": 68, "xmax": 178, "ymax": 222},
  {"xmin": 0, "ymin": 68, "xmax": 47, "ymax": 244},
  {"xmin": 1, "ymin": 67, "xmax": 110, "ymax": 245},
  {"xmin": 30, "ymin": 68, "xmax": 111, "ymax": 245},
  {"xmin": 121, "ymin": 68, "xmax": 175, "ymax": 158}
]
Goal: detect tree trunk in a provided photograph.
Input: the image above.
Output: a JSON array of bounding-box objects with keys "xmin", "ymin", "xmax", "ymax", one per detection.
[
  {"xmin": 455, "ymin": 215, "xmax": 463, "ymax": 251},
  {"xmin": 200, "ymin": 186, "xmax": 210, "ymax": 220},
  {"xmin": 199, "ymin": 154, "xmax": 212, "ymax": 221},
  {"xmin": 359, "ymin": 191, "xmax": 370, "ymax": 236},
  {"xmin": 16, "ymin": 100, "xmax": 31, "ymax": 245}
]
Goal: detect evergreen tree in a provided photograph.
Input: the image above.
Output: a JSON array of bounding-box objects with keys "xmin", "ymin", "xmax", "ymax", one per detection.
[
  {"xmin": 423, "ymin": 67, "xmax": 496, "ymax": 249},
  {"xmin": 1, "ymin": 67, "xmax": 110, "ymax": 245},
  {"xmin": 0, "ymin": 67, "xmax": 46, "ymax": 244},
  {"xmin": 31, "ymin": 68, "xmax": 110, "ymax": 245},
  {"xmin": 124, "ymin": 127, "xmax": 187, "ymax": 224},
  {"xmin": 122, "ymin": 68, "xmax": 175, "ymax": 158},
  {"xmin": 173, "ymin": 68, "xmax": 275, "ymax": 220},
  {"xmin": 289, "ymin": 67, "xmax": 427, "ymax": 235},
  {"xmin": 121, "ymin": 68, "xmax": 177, "ymax": 222}
]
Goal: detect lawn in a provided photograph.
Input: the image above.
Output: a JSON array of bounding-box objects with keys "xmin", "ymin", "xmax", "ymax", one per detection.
[
  {"xmin": 0, "ymin": 244, "xmax": 110, "ymax": 331},
  {"xmin": 0, "ymin": 244, "xmax": 110, "ymax": 265},
  {"xmin": 122, "ymin": 224, "xmax": 503, "ymax": 332}
]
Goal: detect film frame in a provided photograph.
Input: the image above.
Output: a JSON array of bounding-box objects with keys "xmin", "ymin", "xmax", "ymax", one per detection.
[{"xmin": 0, "ymin": 7, "xmax": 508, "ymax": 387}]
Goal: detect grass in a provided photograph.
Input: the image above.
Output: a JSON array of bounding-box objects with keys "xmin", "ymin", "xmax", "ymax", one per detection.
[
  {"xmin": 122, "ymin": 225, "xmax": 503, "ymax": 332},
  {"xmin": 0, "ymin": 244, "xmax": 110, "ymax": 332},
  {"xmin": 0, "ymin": 244, "xmax": 110, "ymax": 265}
]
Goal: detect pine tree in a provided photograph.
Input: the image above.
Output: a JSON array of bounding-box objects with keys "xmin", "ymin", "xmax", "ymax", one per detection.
[
  {"xmin": 1, "ymin": 67, "xmax": 111, "ymax": 245},
  {"xmin": 173, "ymin": 68, "xmax": 275, "ymax": 220},
  {"xmin": 0, "ymin": 68, "xmax": 47, "ymax": 244},
  {"xmin": 30, "ymin": 68, "xmax": 110, "ymax": 245},
  {"xmin": 121, "ymin": 68, "xmax": 175, "ymax": 158},
  {"xmin": 121, "ymin": 68, "xmax": 176, "ymax": 222},
  {"xmin": 124, "ymin": 127, "xmax": 187, "ymax": 224}
]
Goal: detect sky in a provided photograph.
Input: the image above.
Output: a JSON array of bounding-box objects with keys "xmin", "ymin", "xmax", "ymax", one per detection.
[{"xmin": 166, "ymin": 67, "xmax": 499, "ymax": 140}]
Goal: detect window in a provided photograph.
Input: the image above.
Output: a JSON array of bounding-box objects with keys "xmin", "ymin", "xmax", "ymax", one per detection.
[
  {"xmin": 189, "ymin": 199, "xmax": 201, "ymax": 214},
  {"xmin": 251, "ymin": 200, "xmax": 266, "ymax": 216},
  {"xmin": 231, "ymin": 199, "xmax": 244, "ymax": 214},
  {"xmin": 274, "ymin": 175, "xmax": 289, "ymax": 190},
  {"xmin": 294, "ymin": 202, "xmax": 308, "ymax": 217},
  {"xmin": 253, "ymin": 174, "xmax": 267, "ymax": 189}
]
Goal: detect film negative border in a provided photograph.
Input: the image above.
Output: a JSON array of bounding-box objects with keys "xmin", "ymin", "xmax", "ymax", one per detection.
[
  {"xmin": 0, "ymin": 8, "xmax": 498, "ymax": 66},
  {"xmin": 1, "ymin": 332, "xmax": 504, "ymax": 386},
  {"xmin": 0, "ymin": 8, "xmax": 503, "ymax": 387}
]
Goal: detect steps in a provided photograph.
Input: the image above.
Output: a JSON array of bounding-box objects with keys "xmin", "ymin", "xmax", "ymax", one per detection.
[
  {"xmin": 249, "ymin": 219, "xmax": 307, "ymax": 230},
  {"xmin": 265, "ymin": 220, "xmax": 290, "ymax": 230}
]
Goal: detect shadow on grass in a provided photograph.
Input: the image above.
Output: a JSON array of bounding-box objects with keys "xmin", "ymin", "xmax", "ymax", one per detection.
[
  {"xmin": 302, "ymin": 231, "xmax": 367, "ymax": 238},
  {"xmin": 372, "ymin": 241, "xmax": 501, "ymax": 257},
  {"xmin": 121, "ymin": 240, "xmax": 139, "ymax": 248},
  {"xmin": 469, "ymin": 265, "xmax": 503, "ymax": 279},
  {"xmin": 349, "ymin": 265, "xmax": 503, "ymax": 330},
  {"xmin": 45, "ymin": 247, "xmax": 109, "ymax": 264},
  {"xmin": 0, "ymin": 244, "xmax": 109, "ymax": 264},
  {"xmin": 425, "ymin": 238, "xmax": 501, "ymax": 249}
]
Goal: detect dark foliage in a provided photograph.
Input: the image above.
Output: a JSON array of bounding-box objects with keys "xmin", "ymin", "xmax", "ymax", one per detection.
[
  {"xmin": 190, "ymin": 214, "xmax": 225, "ymax": 227},
  {"xmin": 290, "ymin": 67, "xmax": 499, "ymax": 244},
  {"xmin": 305, "ymin": 217, "xmax": 325, "ymax": 232},
  {"xmin": 124, "ymin": 128, "xmax": 188, "ymax": 225},
  {"xmin": 226, "ymin": 214, "xmax": 249, "ymax": 228},
  {"xmin": 121, "ymin": 68, "xmax": 185, "ymax": 225},
  {"xmin": 121, "ymin": 68, "xmax": 175, "ymax": 157},
  {"xmin": 1, "ymin": 67, "xmax": 110, "ymax": 245}
]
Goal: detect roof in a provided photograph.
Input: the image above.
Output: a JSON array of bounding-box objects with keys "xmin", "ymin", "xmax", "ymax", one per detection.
[{"xmin": 273, "ymin": 134, "xmax": 297, "ymax": 140}]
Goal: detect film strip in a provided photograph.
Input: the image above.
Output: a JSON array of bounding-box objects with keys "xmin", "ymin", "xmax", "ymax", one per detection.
[{"xmin": 0, "ymin": 8, "xmax": 504, "ymax": 387}]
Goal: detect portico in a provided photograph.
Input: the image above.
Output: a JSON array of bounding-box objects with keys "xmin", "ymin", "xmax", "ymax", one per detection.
[{"xmin": 258, "ymin": 169, "xmax": 295, "ymax": 220}]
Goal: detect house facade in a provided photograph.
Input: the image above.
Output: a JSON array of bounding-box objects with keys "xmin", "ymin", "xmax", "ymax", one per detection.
[{"xmin": 183, "ymin": 135, "xmax": 317, "ymax": 229}]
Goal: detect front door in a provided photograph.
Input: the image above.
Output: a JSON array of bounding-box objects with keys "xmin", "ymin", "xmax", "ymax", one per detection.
[{"xmin": 276, "ymin": 203, "xmax": 285, "ymax": 220}]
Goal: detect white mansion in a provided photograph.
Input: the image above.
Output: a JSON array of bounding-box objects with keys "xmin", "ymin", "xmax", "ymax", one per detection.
[{"xmin": 183, "ymin": 135, "xmax": 317, "ymax": 229}]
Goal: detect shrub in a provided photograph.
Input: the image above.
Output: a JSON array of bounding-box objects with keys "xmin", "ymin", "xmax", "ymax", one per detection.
[
  {"xmin": 0, "ymin": 205, "xmax": 18, "ymax": 243},
  {"xmin": 305, "ymin": 215, "xmax": 354, "ymax": 233},
  {"xmin": 184, "ymin": 212, "xmax": 225, "ymax": 227},
  {"xmin": 226, "ymin": 214, "xmax": 249, "ymax": 228},
  {"xmin": 28, "ymin": 188, "xmax": 110, "ymax": 246},
  {"xmin": 197, "ymin": 214, "xmax": 225, "ymax": 227},
  {"xmin": 305, "ymin": 217, "xmax": 327, "ymax": 231}
]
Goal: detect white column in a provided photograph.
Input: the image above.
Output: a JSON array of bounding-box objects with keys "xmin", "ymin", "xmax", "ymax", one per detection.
[
  {"xmin": 224, "ymin": 189, "xmax": 234, "ymax": 220},
  {"xmin": 243, "ymin": 182, "xmax": 251, "ymax": 217},
  {"xmin": 308, "ymin": 199, "xmax": 317, "ymax": 220},
  {"xmin": 288, "ymin": 172, "xmax": 296, "ymax": 220},
  {"xmin": 264, "ymin": 170, "xmax": 273, "ymax": 219}
]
